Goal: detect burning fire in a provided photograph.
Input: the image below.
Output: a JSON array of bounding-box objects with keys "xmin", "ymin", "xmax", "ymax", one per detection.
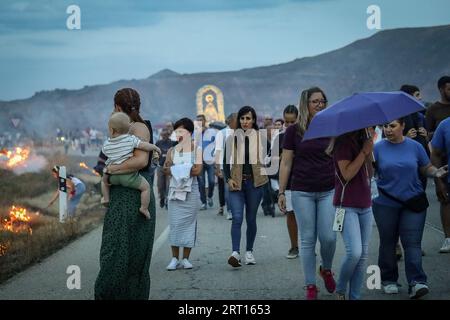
[
  {"xmin": 79, "ymin": 162, "xmax": 100, "ymax": 176},
  {"xmin": 0, "ymin": 147, "xmax": 31, "ymax": 168},
  {"xmin": 0, "ymin": 146, "xmax": 47, "ymax": 174},
  {"xmin": 0, "ymin": 241, "xmax": 10, "ymax": 257},
  {"xmin": 1, "ymin": 205, "xmax": 33, "ymax": 235}
]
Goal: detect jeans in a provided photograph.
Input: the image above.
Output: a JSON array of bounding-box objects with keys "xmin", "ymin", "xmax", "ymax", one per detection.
[
  {"xmin": 218, "ymin": 176, "xmax": 231, "ymax": 212},
  {"xmin": 68, "ymin": 182, "xmax": 86, "ymax": 216},
  {"xmin": 372, "ymin": 202, "xmax": 427, "ymax": 286},
  {"xmin": 336, "ymin": 207, "xmax": 373, "ymax": 300},
  {"xmin": 198, "ymin": 163, "xmax": 215, "ymax": 204},
  {"xmin": 229, "ymin": 180, "xmax": 264, "ymax": 252},
  {"xmin": 291, "ymin": 190, "xmax": 336, "ymax": 286},
  {"xmin": 156, "ymin": 167, "xmax": 170, "ymax": 202},
  {"xmin": 261, "ymin": 182, "xmax": 275, "ymax": 214}
]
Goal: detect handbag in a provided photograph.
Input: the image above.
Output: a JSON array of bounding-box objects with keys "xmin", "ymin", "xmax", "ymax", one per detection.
[{"xmin": 378, "ymin": 187, "xmax": 429, "ymax": 213}]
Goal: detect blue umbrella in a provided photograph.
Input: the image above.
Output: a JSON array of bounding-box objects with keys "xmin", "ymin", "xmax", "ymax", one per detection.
[{"xmin": 303, "ymin": 91, "xmax": 425, "ymax": 140}]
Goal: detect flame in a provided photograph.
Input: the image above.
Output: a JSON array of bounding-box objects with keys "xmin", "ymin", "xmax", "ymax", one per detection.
[
  {"xmin": 1, "ymin": 205, "xmax": 33, "ymax": 235},
  {"xmin": 0, "ymin": 242, "xmax": 10, "ymax": 257},
  {"xmin": 1, "ymin": 147, "xmax": 31, "ymax": 168},
  {"xmin": 79, "ymin": 162, "xmax": 100, "ymax": 176}
]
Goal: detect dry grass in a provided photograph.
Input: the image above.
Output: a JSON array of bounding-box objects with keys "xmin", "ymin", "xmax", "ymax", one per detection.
[{"xmin": 0, "ymin": 150, "xmax": 105, "ymax": 284}]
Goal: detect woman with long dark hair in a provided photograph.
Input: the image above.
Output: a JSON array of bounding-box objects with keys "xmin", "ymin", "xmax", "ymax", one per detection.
[
  {"xmin": 224, "ymin": 106, "xmax": 269, "ymax": 268},
  {"xmin": 94, "ymin": 88, "xmax": 156, "ymax": 300}
]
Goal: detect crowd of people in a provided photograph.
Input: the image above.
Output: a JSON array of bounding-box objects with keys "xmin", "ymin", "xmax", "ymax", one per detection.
[{"xmin": 91, "ymin": 76, "xmax": 450, "ymax": 300}]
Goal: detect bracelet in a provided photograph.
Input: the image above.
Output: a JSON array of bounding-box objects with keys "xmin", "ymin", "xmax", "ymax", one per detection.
[{"xmin": 278, "ymin": 192, "xmax": 285, "ymax": 198}]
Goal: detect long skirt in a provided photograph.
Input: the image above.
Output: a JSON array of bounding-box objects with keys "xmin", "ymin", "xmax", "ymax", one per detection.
[{"xmin": 94, "ymin": 171, "xmax": 156, "ymax": 300}]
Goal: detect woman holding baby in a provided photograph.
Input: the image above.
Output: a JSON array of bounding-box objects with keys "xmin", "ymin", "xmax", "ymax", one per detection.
[{"xmin": 95, "ymin": 88, "xmax": 156, "ymax": 300}]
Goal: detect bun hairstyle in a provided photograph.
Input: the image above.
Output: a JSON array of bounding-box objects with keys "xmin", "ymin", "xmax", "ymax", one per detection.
[{"xmin": 114, "ymin": 88, "xmax": 145, "ymax": 124}]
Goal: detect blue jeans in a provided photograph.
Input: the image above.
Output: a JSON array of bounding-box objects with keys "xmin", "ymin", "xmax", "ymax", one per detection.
[
  {"xmin": 68, "ymin": 182, "xmax": 86, "ymax": 216},
  {"xmin": 291, "ymin": 190, "xmax": 336, "ymax": 286},
  {"xmin": 336, "ymin": 207, "xmax": 373, "ymax": 300},
  {"xmin": 372, "ymin": 202, "xmax": 427, "ymax": 286},
  {"xmin": 198, "ymin": 163, "xmax": 215, "ymax": 204},
  {"xmin": 229, "ymin": 180, "xmax": 264, "ymax": 252}
]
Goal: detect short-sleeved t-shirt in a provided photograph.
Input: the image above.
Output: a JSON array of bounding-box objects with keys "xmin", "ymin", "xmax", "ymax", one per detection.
[
  {"xmin": 333, "ymin": 136, "xmax": 371, "ymax": 208},
  {"xmin": 283, "ymin": 125, "xmax": 334, "ymax": 192},
  {"xmin": 374, "ymin": 138, "xmax": 430, "ymax": 207},
  {"xmin": 103, "ymin": 134, "xmax": 141, "ymax": 166},
  {"xmin": 431, "ymin": 118, "xmax": 450, "ymax": 183},
  {"xmin": 425, "ymin": 101, "xmax": 450, "ymax": 137}
]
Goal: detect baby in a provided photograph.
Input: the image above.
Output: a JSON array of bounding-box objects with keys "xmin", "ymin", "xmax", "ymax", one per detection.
[{"xmin": 101, "ymin": 112, "xmax": 160, "ymax": 219}]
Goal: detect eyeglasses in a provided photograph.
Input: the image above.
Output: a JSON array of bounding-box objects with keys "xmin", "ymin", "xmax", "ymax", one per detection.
[{"xmin": 309, "ymin": 99, "xmax": 328, "ymax": 105}]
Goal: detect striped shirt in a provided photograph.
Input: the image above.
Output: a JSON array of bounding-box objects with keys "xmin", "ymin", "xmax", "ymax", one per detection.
[{"xmin": 102, "ymin": 134, "xmax": 141, "ymax": 166}]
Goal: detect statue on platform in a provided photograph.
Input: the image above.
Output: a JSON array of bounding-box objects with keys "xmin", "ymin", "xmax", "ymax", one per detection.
[{"xmin": 196, "ymin": 85, "xmax": 225, "ymax": 125}]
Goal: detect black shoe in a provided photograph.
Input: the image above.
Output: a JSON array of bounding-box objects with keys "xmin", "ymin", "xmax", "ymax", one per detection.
[{"xmin": 160, "ymin": 198, "xmax": 165, "ymax": 209}]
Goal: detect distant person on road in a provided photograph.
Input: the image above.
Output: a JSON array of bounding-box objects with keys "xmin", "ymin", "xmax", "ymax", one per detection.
[
  {"xmin": 214, "ymin": 113, "xmax": 238, "ymax": 219},
  {"xmin": 163, "ymin": 118, "xmax": 202, "ymax": 270},
  {"xmin": 156, "ymin": 128, "xmax": 176, "ymax": 209},
  {"xmin": 373, "ymin": 118, "xmax": 447, "ymax": 299},
  {"xmin": 196, "ymin": 114, "xmax": 217, "ymax": 210},
  {"xmin": 101, "ymin": 112, "xmax": 161, "ymax": 220},
  {"xmin": 47, "ymin": 166, "xmax": 86, "ymax": 218},
  {"xmin": 274, "ymin": 105, "xmax": 299, "ymax": 259}
]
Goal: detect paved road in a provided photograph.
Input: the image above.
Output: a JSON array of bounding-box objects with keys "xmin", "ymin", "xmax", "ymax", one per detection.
[{"xmin": 1, "ymin": 182, "xmax": 449, "ymax": 300}]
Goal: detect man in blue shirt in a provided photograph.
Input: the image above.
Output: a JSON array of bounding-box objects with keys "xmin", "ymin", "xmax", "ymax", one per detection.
[
  {"xmin": 196, "ymin": 114, "xmax": 217, "ymax": 210},
  {"xmin": 431, "ymin": 116, "xmax": 450, "ymax": 253}
]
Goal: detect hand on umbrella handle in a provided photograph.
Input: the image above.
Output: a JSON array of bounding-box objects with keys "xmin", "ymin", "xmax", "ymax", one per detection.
[{"xmin": 362, "ymin": 139, "xmax": 374, "ymax": 156}]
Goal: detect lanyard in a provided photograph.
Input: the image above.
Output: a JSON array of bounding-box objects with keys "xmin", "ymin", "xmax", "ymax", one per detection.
[{"xmin": 335, "ymin": 171, "xmax": 348, "ymax": 208}]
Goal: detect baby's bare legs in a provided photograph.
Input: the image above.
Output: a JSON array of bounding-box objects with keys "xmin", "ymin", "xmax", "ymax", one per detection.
[
  {"xmin": 139, "ymin": 178, "xmax": 151, "ymax": 219},
  {"xmin": 101, "ymin": 174, "xmax": 110, "ymax": 207}
]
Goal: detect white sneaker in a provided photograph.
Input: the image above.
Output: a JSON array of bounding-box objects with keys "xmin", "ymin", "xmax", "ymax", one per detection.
[
  {"xmin": 226, "ymin": 212, "xmax": 232, "ymax": 220},
  {"xmin": 166, "ymin": 257, "xmax": 179, "ymax": 271},
  {"xmin": 383, "ymin": 283, "xmax": 399, "ymax": 294},
  {"xmin": 409, "ymin": 283, "xmax": 429, "ymax": 299},
  {"xmin": 181, "ymin": 258, "xmax": 193, "ymax": 269},
  {"xmin": 227, "ymin": 251, "xmax": 241, "ymax": 268},
  {"xmin": 245, "ymin": 251, "xmax": 256, "ymax": 265},
  {"xmin": 439, "ymin": 238, "xmax": 450, "ymax": 253}
]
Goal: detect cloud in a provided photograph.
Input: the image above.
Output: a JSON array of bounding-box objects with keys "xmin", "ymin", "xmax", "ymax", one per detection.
[{"xmin": 0, "ymin": 0, "xmax": 331, "ymax": 33}]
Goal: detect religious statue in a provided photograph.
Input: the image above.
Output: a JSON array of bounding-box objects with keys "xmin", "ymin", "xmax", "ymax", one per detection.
[{"xmin": 196, "ymin": 85, "xmax": 225, "ymax": 125}]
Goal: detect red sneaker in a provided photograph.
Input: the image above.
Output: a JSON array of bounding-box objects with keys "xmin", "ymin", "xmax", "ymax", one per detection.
[
  {"xmin": 305, "ymin": 284, "xmax": 319, "ymax": 300},
  {"xmin": 319, "ymin": 266, "xmax": 336, "ymax": 293}
]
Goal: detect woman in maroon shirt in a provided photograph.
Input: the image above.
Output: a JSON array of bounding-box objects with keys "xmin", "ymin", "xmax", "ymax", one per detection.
[
  {"xmin": 328, "ymin": 129, "xmax": 374, "ymax": 300},
  {"xmin": 278, "ymin": 87, "xmax": 337, "ymax": 300}
]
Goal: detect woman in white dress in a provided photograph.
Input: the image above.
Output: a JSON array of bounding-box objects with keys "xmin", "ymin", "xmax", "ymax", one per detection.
[{"xmin": 163, "ymin": 118, "xmax": 203, "ymax": 270}]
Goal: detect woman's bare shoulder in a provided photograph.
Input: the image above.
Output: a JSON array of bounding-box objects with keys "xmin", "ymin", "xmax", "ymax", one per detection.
[{"xmin": 130, "ymin": 122, "xmax": 150, "ymax": 141}]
